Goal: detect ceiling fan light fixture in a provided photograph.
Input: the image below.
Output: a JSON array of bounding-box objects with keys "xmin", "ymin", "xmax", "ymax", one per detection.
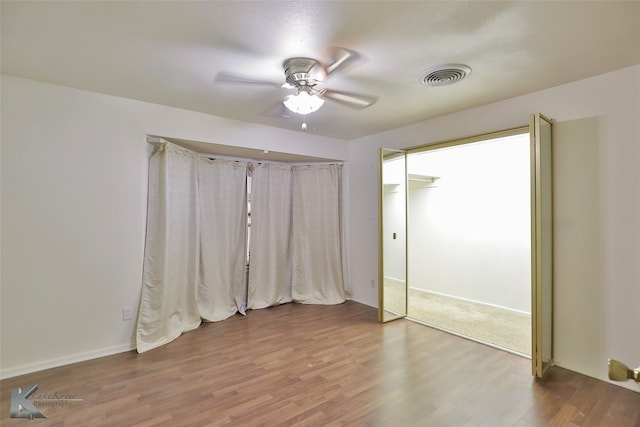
[
  {"xmin": 283, "ymin": 91, "xmax": 325, "ymax": 115},
  {"xmin": 420, "ymin": 64, "xmax": 472, "ymax": 86}
]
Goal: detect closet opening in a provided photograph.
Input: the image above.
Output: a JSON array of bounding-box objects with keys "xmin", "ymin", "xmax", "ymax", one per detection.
[
  {"xmin": 380, "ymin": 113, "xmax": 553, "ymax": 377},
  {"xmin": 406, "ymin": 131, "xmax": 532, "ymax": 356}
]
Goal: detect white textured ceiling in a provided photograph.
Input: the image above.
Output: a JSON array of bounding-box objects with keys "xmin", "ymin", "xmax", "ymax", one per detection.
[{"xmin": 2, "ymin": 1, "xmax": 640, "ymax": 140}]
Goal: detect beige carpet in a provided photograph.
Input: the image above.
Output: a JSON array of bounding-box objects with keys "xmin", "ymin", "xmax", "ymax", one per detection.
[{"xmin": 384, "ymin": 278, "xmax": 531, "ymax": 355}]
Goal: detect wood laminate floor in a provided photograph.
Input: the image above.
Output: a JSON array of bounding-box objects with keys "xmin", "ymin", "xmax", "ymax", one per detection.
[{"xmin": 1, "ymin": 301, "xmax": 639, "ymax": 426}]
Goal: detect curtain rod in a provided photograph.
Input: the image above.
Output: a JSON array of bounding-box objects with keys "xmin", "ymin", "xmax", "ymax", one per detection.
[
  {"xmin": 146, "ymin": 136, "xmax": 342, "ymax": 166},
  {"xmin": 146, "ymin": 136, "xmax": 168, "ymax": 146}
]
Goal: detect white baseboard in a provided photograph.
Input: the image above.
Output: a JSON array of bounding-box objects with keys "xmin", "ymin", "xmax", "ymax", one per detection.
[
  {"xmin": 409, "ymin": 287, "xmax": 531, "ymax": 316},
  {"xmin": 0, "ymin": 343, "xmax": 135, "ymax": 380}
]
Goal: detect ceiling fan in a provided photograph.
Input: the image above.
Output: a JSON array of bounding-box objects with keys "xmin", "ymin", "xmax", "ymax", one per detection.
[{"xmin": 215, "ymin": 47, "xmax": 377, "ymax": 130}]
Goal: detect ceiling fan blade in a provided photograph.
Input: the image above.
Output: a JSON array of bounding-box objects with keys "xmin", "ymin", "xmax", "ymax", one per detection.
[
  {"xmin": 214, "ymin": 72, "xmax": 284, "ymax": 88},
  {"xmin": 318, "ymin": 88, "xmax": 377, "ymax": 110},
  {"xmin": 324, "ymin": 47, "xmax": 360, "ymax": 76}
]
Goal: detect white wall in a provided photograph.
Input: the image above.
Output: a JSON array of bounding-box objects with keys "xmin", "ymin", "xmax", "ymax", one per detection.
[
  {"xmin": 348, "ymin": 65, "xmax": 640, "ymax": 391},
  {"xmin": 3, "ymin": 65, "xmax": 639, "ymax": 393},
  {"xmin": 0, "ymin": 75, "xmax": 348, "ymax": 378},
  {"xmin": 407, "ymin": 135, "xmax": 531, "ymax": 313}
]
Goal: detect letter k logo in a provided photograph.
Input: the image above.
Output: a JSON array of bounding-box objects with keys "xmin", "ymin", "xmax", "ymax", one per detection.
[{"xmin": 10, "ymin": 385, "xmax": 47, "ymax": 419}]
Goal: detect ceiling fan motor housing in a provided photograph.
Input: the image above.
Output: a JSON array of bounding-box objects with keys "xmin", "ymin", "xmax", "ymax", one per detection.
[{"xmin": 283, "ymin": 57, "xmax": 321, "ymax": 88}]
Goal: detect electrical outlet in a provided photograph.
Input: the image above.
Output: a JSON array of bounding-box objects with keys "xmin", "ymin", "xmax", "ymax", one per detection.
[{"xmin": 122, "ymin": 307, "xmax": 133, "ymax": 321}]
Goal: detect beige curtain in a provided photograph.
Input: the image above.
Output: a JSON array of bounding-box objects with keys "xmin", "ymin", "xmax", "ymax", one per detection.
[
  {"xmin": 137, "ymin": 144, "xmax": 346, "ymax": 353},
  {"xmin": 137, "ymin": 144, "xmax": 248, "ymax": 353},
  {"xmin": 197, "ymin": 157, "xmax": 248, "ymax": 321},
  {"xmin": 291, "ymin": 164, "xmax": 346, "ymax": 304},
  {"xmin": 247, "ymin": 163, "xmax": 293, "ymax": 309},
  {"xmin": 136, "ymin": 143, "xmax": 202, "ymax": 353}
]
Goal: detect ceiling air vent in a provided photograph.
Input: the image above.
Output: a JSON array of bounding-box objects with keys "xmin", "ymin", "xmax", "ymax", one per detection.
[{"xmin": 420, "ymin": 64, "xmax": 471, "ymax": 87}]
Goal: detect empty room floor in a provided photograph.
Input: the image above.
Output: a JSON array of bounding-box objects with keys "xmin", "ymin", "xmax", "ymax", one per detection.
[{"xmin": 1, "ymin": 301, "xmax": 638, "ymax": 426}]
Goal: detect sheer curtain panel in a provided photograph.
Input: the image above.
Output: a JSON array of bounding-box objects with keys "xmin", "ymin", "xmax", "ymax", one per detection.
[
  {"xmin": 291, "ymin": 164, "xmax": 346, "ymax": 304},
  {"xmin": 247, "ymin": 163, "xmax": 293, "ymax": 309},
  {"xmin": 137, "ymin": 143, "xmax": 347, "ymax": 353},
  {"xmin": 137, "ymin": 145, "xmax": 248, "ymax": 353},
  {"xmin": 197, "ymin": 157, "xmax": 248, "ymax": 319},
  {"xmin": 136, "ymin": 143, "xmax": 202, "ymax": 353}
]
